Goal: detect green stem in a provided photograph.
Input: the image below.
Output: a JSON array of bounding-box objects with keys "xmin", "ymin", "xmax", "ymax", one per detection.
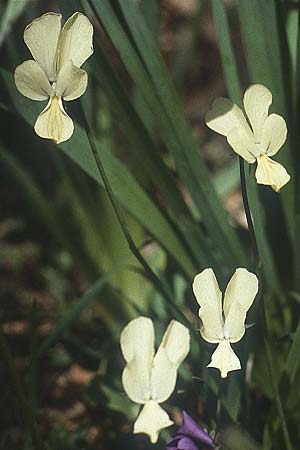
[
  {"xmin": 214, "ymin": 379, "xmax": 223, "ymax": 441},
  {"xmin": 0, "ymin": 327, "xmax": 40, "ymax": 448},
  {"xmin": 239, "ymin": 158, "xmax": 292, "ymax": 450},
  {"xmin": 79, "ymin": 102, "xmax": 192, "ymax": 329}
]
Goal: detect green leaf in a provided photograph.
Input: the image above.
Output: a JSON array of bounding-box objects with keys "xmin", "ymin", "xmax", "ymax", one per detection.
[
  {"xmin": 87, "ymin": 0, "xmax": 247, "ymax": 274},
  {"xmin": 38, "ymin": 273, "xmax": 110, "ymax": 355},
  {"xmin": 211, "ymin": 0, "xmax": 241, "ymax": 105},
  {"xmin": 1, "ymin": 68, "xmax": 195, "ymax": 277},
  {"xmin": 237, "ymin": 0, "xmax": 295, "ymax": 243}
]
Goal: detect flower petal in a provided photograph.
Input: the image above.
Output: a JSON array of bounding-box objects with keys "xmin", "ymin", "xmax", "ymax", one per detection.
[
  {"xmin": 34, "ymin": 96, "xmax": 74, "ymax": 144},
  {"xmin": 55, "ymin": 61, "xmax": 88, "ymax": 101},
  {"xmin": 255, "ymin": 154, "xmax": 290, "ymax": 192},
  {"xmin": 134, "ymin": 400, "xmax": 173, "ymax": 444},
  {"xmin": 243, "ymin": 84, "xmax": 272, "ymax": 142},
  {"xmin": 14, "ymin": 60, "xmax": 53, "ymax": 100},
  {"xmin": 24, "ymin": 12, "xmax": 61, "ymax": 81},
  {"xmin": 205, "ymin": 97, "xmax": 251, "ymax": 137},
  {"xmin": 193, "ymin": 269, "xmax": 224, "ymax": 343},
  {"xmin": 178, "ymin": 411, "xmax": 213, "ymax": 446},
  {"xmin": 260, "ymin": 113, "xmax": 287, "ymax": 156},
  {"xmin": 56, "ymin": 12, "xmax": 93, "ymax": 71},
  {"xmin": 150, "ymin": 320, "xmax": 190, "ymax": 403},
  {"xmin": 208, "ymin": 340, "xmax": 241, "ymax": 378},
  {"xmin": 227, "ymin": 126, "xmax": 257, "ymax": 163},
  {"xmin": 176, "ymin": 437, "xmax": 199, "ymax": 450},
  {"xmin": 223, "ymin": 268, "xmax": 258, "ymax": 343},
  {"xmin": 120, "ymin": 317, "xmax": 154, "ymax": 404}
]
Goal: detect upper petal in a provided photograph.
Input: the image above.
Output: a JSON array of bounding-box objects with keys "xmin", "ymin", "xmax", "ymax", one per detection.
[
  {"xmin": 205, "ymin": 97, "xmax": 252, "ymax": 137},
  {"xmin": 34, "ymin": 96, "xmax": 74, "ymax": 144},
  {"xmin": 120, "ymin": 317, "xmax": 154, "ymax": 404},
  {"xmin": 56, "ymin": 12, "xmax": 93, "ymax": 71},
  {"xmin": 255, "ymin": 154, "xmax": 290, "ymax": 192},
  {"xmin": 260, "ymin": 113, "xmax": 287, "ymax": 156},
  {"xmin": 223, "ymin": 268, "xmax": 258, "ymax": 343},
  {"xmin": 207, "ymin": 339, "xmax": 241, "ymax": 378},
  {"xmin": 243, "ymin": 84, "xmax": 272, "ymax": 143},
  {"xmin": 193, "ymin": 269, "xmax": 224, "ymax": 343},
  {"xmin": 133, "ymin": 401, "xmax": 173, "ymax": 444},
  {"xmin": 24, "ymin": 12, "xmax": 61, "ymax": 81},
  {"xmin": 55, "ymin": 61, "xmax": 88, "ymax": 101},
  {"xmin": 150, "ymin": 320, "xmax": 190, "ymax": 403},
  {"xmin": 14, "ymin": 60, "xmax": 53, "ymax": 100},
  {"xmin": 227, "ymin": 126, "xmax": 257, "ymax": 163}
]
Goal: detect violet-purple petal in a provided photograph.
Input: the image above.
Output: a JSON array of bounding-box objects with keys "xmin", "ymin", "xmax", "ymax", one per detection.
[
  {"xmin": 178, "ymin": 411, "xmax": 213, "ymax": 446},
  {"xmin": 177, "ymin": 436, "xmax": 199, "ymax": 450}
]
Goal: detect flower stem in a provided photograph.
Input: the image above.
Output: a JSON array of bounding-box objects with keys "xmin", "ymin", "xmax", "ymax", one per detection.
[
  {"xmin": 239, "ymin": 158, "xmax": 292, "ymax": 450},
  {"xmin": 79, "ymin": 103, "xmax": 192, "ymax": 329},
  {"xmin": 214, "ymin": 379, "xmax": 223, "ymax": 441}
]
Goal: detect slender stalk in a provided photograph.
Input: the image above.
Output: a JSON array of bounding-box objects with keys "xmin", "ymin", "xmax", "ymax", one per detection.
[
  {"xmin": 214, "ymin": 379, "xmax": 223, "ymax": 441},
  {"xmin": 79, "ymin": 102, "xmax": 192, "ymax": 329},
  {"xmin": 239, "ymin": 158, "xmax": 259, "ymax": 273},
  {"xmin": 239, "ymin": 158, "xmax": 292, "ymax": 450},
  {"xmin": 0, "ymin": 327, "xmax": 40, "ymax": 448}
]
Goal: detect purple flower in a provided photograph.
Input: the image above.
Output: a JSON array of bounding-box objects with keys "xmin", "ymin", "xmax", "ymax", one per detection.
[{"xmin": 166, "ymin": 411, "xmax": 213, "ymax": 450}]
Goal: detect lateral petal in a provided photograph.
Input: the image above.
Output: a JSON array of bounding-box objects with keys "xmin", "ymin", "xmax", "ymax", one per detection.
[
  {"xmin": 24, "ymin": 12, "xmax": 61, "ymax": 81},
  {"xmin": 120, "ymin": 317, "xmax": 154, "ymax": 404},
  {"xmin": 34, "ymin": 96, "xmax": 74, "ymax": 144},
  {"xmin": 223, "ymin": 268, "xmax": 258, "ymax": 343},
  {"xmin": 56, "ymin": 12, "xmax": 93, "ymax": 71},
  {"xmin": 134, "ymin": 401, "xmax": 173, "ymax": 444},
  {"xmin": 150, "ymin": 320, "xmax": 190, "ymax": 403},
  {"xmin": 55, "ymin": 61, "xmax": 88, "ymax": 101},
  {"xmin": 260, "ymin": 113, "xmax": 287, "ymax": 156},
  {"xmin": 227, "ymin": 126, "xmax": 257, "ymax": 163},
  {"xmin": 193, "ymin": 269, "xmax": 224, "ymax": 343},
  {"xmin": 205, "ymin": 97, "xmax": 252, "ymax": 137},
  {"xmin": 14, "ymin": 60, "xmax": 53, "ymax": 100},
  {"xmin": 207, "ymin": 340, "xmax": 241, "ymax": 378},
  {"xmin": 255, "ymin": 154, "xmax": 290, "ymax": 192},
  {"xmin": 243, "ymin": 84, "xmax": 272, "ymax": 143}
]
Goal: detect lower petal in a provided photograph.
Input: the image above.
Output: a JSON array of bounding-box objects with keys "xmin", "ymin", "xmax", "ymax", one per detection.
[
  {"xmin": 34, "ymin": 96, "xmax": 74, "ymax": 144},
  {"xmin": 207, "ymin": 340, "xmax": 241, "ymax": 378},
  {"xmin": 134, "ymin": 400, "xmax": 173, "ymax": 444},
  {"xmin": 255, "ymin": 154, "xmax": 290, "ymax": 192}
]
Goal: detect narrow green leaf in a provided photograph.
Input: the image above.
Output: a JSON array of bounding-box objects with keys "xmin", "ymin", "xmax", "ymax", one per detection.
[
  {"xmin": 88, "ymin": 0, "xmax": 247, "ymax": 274},
  {"xmin": 1, "ymin": 68, "xmax": 195, "ymax": 277},
  {"xmin": 89, "ymin": 48, "xmax": 215, "ymax": 269},
  {"xmin": 211, "ymin": 0, "xmax": 241, "ymax": 105},
  {"xmin": 212, "ymin": 1, "xmax": 281, "ymax": 292},
  {"xmin": 286, "ymin": 315, "xmax": 300, "ymax": 382},
  {"xmin": 0, "ymin": 0, "xmax": 30, "ymax": 47},
  {"xmin": 38, "ymin": 274, "xmax": 109, "ymax": 355},
  {"xmin": 237, "ymin": 0, "xmax": 295, "ymax": 242}
]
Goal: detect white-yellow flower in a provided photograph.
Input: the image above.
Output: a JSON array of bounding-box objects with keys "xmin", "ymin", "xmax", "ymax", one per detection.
[
  {"xmin": 193, "ymin": 268, "xmax": 258, "ymax": 378},
  {"xmin": 120, "ymin": 316, "xmax": 190, "ymax": 443},
  {"xmin": 14, "ymin": 12, "xmax": 93, "ymax": 144},
  {"xmin": 206, "ymin": 84, "xmax": 290, "ymax": 192}
]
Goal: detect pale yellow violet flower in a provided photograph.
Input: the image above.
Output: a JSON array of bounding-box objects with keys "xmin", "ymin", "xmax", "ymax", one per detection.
[
  {"xmin": 14, "ymin": 12, "xmax": 93, "ymax": 144},
  {"xmin": 193, "ymin": 268, "xmax": 258, "ymax": 378},
  {"xmin": 206, "ymin": 84, "xmax": 290, "ymax": 192},
  {"xmin": 120, "ymin": 316, "xmax": 190, "ymax": 443}
]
